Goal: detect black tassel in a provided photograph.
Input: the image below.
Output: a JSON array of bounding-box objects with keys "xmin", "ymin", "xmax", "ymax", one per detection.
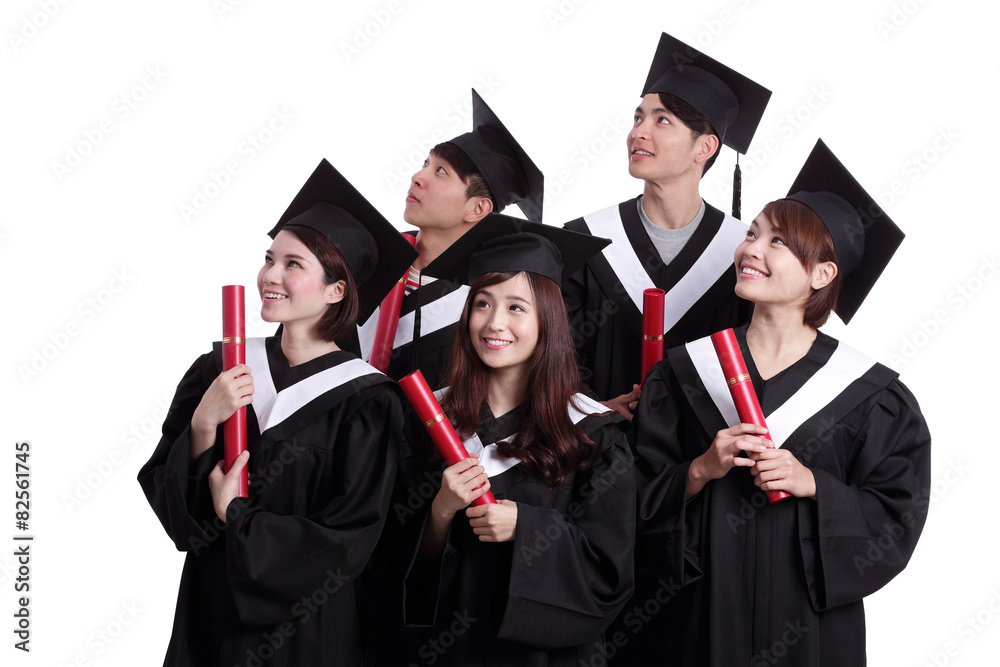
[{"xmin": 731, "ymin": 155, "xmax": 742, "ymax": 220}]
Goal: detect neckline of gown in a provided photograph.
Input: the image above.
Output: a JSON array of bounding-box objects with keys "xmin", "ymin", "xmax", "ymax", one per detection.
[
  {"xmin": 735, "ymin": 325, "xmax": 839, "ymax": 414},
  {"xmin": 264, "ymin": 336, "xmax": 359, "ymax": 392}
]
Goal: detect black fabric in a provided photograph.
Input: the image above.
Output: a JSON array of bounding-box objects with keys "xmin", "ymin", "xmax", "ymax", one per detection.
[
  {"xmin": 628, "ymin": 328, "xmax": 931, "ymax": 666},
  {"xmin": 390, "ymin": 405, "xmax": 636, "ymax": 666},
  {"xmin": 562, "ymin": 198, "xmax": 752, "ymax": 400},
  {"xmin": 138, "ymin": 340, "xmax": 403, "ymax": 666}
]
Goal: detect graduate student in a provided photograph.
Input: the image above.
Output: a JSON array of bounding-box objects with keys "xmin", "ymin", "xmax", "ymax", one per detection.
[
  {"xmin": 631, "ymin": 140, "xmax": 931, "ymax": 666},
  {"xmin": 397, "ymin": 219, "xmax": 636, "ymax": 666},
  {"xmin": 563, "ymin": 32, "xmax": 771, "ymax": 417},
  {"xmin": 138, "ymin": 159, "xmax": 418, "ymax": 666},
  {"xmin": 356, "ymin": 88, "xmax": 544, "ymax": 389}
]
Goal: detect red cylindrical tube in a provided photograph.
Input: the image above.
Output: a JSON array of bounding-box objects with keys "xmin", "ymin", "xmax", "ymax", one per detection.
[
  {"xmin": 222, "ymin": 285, "xmax": 248, "ymax": 498},
  {"xmin": 641, "ymin": 288, "xmax": 666, "ymax": 384},
  {"xmin": 370, "ymin": 233, "xmax": 417, "ymax": 373},
  {"xmin": 710, "ymin": 329, "xmax": 790, "ymax": 503},
  {"xmin": 399, "ymin": 370, "xmax": 498, "ymax": 506}
]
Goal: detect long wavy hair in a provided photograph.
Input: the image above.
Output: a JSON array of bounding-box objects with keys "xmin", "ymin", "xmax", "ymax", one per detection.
[{"xmin": 441, "ymin": 271, "xmax": 598, "ymax": 486}]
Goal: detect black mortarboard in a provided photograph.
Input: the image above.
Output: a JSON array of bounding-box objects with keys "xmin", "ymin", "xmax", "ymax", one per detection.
[
  {"xmin": 422, "ymin": 214, "xmax": 609, "ymax": 287},
  {"xmin": 641, "ymin": 32, "xmax": 771, "ymax": 154},
  {"xmin": 446, "ymin": 89, "xmax": 544, "ymax": 222},
  {"xmin": 268, "ymin": 159, "xmax": 419, "ymax": 324},
  {"xmin": 783, "ymin": 139, "xmax": 905, "ymax": 324}
]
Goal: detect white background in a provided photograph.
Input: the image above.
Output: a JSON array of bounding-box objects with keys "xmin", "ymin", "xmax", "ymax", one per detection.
[{"xmin": 2, "ymin": 1, "xmax": 996, "ymax": 665}]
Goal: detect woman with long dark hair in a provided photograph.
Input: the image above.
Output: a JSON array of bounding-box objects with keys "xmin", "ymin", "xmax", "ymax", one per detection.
[
  {"xmin": 631, "ymin": 140, "xmax": 932, "ymax": 666},
  {"xmin": 398, "ymin": 219, "xmax": 636, "ymax": 666},
  {"xmin": 138, "ymin": 160, "xmax": 417, "ymax": 666}
]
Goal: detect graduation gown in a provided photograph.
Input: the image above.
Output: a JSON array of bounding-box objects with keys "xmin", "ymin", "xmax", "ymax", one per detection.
[
  {"xmin": 630, "ymin": 327, "xmax": 931, "ymax": 666},
  {"xmin": 563, "ymin": 197, "xmax": 752, "ymax": 399},
  {"xmin": 138, "ymin": 337, "xmax": 403, "ymax": 667},
  {"xmin": 399, "ymin": 393, "xmax": 636, "ymax": 666},
  {"xmin": 356, "ymin": 271, "xmax": 469, "ymax": 389}
]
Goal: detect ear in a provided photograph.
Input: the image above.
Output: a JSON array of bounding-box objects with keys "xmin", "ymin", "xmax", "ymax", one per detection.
[
  {"xmin": 463, "ymin": 196, "xmax": 494, "ymax": 223},
  {"xmin": 693, "ymin": 133, "xmax": 720, "ymax": 167},
  {"xmin": 811, "ymin": 261, "xmax": 838, "ymax": 291},
  {"xmin": 325, "ymin": 279, "xmax": 347, "ymax": 304}
]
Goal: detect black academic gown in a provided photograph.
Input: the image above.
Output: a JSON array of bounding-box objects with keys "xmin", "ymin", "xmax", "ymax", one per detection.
[
  {"xmin": 138, "ymin": 337, "xmax": 403, "ymax": 667},
  {"xmin": 563, "ymin": 198, "xmax": 752, "ymax": 400},
  {"xmin": 355, "ymin": 250, "xmax": 469, "ymax": 389},
  {"xmin": 630, "ymin": 327, "xmax": 931, "ymax": 666},
  {"xmin": 397, "ymin": 394, "xmax": 636, "ymax": 666}
]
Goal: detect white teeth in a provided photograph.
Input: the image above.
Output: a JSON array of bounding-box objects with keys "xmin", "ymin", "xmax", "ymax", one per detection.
[
  {"xmin": 264, "ymin": 292, "xmax": 287, "ymax": 299},
  {"xmin": 485, "ymin": 338, "xmax": 510, "ymax": 346},
  {"xmin": 741, "ymin": 267, "xmax": 765, "ymax": 278},
  {"xmin": 633, "ymin": 149, "xmax": 653, "ymax": 156}
]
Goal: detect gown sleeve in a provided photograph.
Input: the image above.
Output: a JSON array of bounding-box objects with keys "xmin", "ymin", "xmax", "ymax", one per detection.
[
  {"xmin": 799, "ymin": 379, "xmax": 931, "ymax": 610},
  {"xmin": 137, "ymin": 352, "xmax": 225, "ymax": 551},
  {"xmin": 222, "ymin": 383, "xmax": 403, "ymax": 628},
  {"xmin": 630, "ymin": 359, "xmax": 707, "ymax": 586},
  {"xmin": 498, "ymin": 419, "xmax": 636, "ymax": 648}
]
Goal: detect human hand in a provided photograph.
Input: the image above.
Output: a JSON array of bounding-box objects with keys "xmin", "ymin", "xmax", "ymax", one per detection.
[
  {"xmin": 687, "ymin": 424, "xmax": 770, "ymax": 498},
  {"xmin": 208, "ymin": 450, "xmax": 249, "ymax": 522},
  {"xmin": 749, "ymin": 448, "xmax": 816, "ymax": 499},
  {"xmin": 466, "ymin": 499, "xmax": 517, "ymax": 542},
  {"xmin": 430, "ymin": 456, "xmax": 491, "ymax": 520},
  {"xmin": 190, "ymin": 365, "xmax": 253, "ymax": 458},
  {"xmin": 601, "ymin": 384, "xmax": 641, "ymax": 420}
]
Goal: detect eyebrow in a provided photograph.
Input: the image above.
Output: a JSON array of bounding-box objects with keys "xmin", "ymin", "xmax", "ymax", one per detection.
[
  {"xmin": 635, "ymin": 106, "xmax": 670, "ymax": 115},
  {"xmin": 476, "ymin": 289, "xmax": 532, "ymax": 305},
  {"xmin": 265, "ymin": 250, "xmax": 309, "ymax": 261}
]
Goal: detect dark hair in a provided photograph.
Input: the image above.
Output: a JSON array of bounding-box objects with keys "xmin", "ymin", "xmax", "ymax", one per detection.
[
  {"xmin": 431, "ymin": 142, "xmax": 496, "ymax": 206},
  {"xmin": 657, "ymin": 93, "xmax": 720, "ymax": 175},
  {"xmin": 760, "ymin": 200, "xmax": 842, "ymax": 327},
  {"xmin": 280, "ymin": 224, "xmax": 360, "ymax": 341},
  {"xmin": 441, "ymin": 271, "xmax": 598, "ymax": 486}
]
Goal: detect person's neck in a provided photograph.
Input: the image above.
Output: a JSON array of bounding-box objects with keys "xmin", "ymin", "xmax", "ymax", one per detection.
[
  {"xmin": 279, "ymin": 324, "xmax": 340, "ymax": 367},
  {"xmin": 413, "ymin": 222, "xmax": 475, "ymax": 271},
  {"xmin": 641, "ymin": 176, "xmax": 703, "ymax": 230},
  {"xmin": 745, "ymin": 307, "xmax": 818, "ymax": 380},
  {"xmin": 486, "ymin": 368, "xmax": 528, "ymax": 418}
]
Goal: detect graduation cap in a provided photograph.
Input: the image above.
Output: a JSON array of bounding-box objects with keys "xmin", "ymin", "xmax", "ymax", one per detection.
[
  {"xmin": 446, "ymin": 89, "xmax": 544, "ymax": 222},
  {"xmin": 641, "ymin": 32, "xmax": 771, "ymax": 154},
  {"xmin": 783, "ymin": 139, "xmax": 905, "ymax": 324},
  {"xmin": 422, "ymin": 214, "xmax": 610, "ymax": 287},
  {"xmin": 268, "ymin": 159, "xmax": 419, "ymax": 324}
]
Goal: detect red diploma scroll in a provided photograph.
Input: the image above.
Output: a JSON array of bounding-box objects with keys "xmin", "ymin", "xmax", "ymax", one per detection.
[
  {"xmin": 222, "ymin": 285, "xmax": 248, "ymax": 498},
  {"xmin": 370, "ymin": 233, "xmax": 418, "ymax": 373},
  {"xmin": 399, "ymin": 370, "xmax": 498, "ymax": 506},
  {"xmin": 641, "ymin": 288, "xmax": 666, "ymax": 384},
  {"xmin": 710, "ymin": 329, "xmax": 790, "ymax": 503}
]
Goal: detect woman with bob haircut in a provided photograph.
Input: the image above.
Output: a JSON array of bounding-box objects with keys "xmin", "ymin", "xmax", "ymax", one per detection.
[
  {"xmin": 630, "ymin": 140, "xmax": 932, "ymax": 666},
  {"xmin": 396, "ymin": 218, "xmax": 636, "ymax": 666},
  {"xmin": 138, "ymin": 159, "xmax": 418, "ymax": 666}
]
